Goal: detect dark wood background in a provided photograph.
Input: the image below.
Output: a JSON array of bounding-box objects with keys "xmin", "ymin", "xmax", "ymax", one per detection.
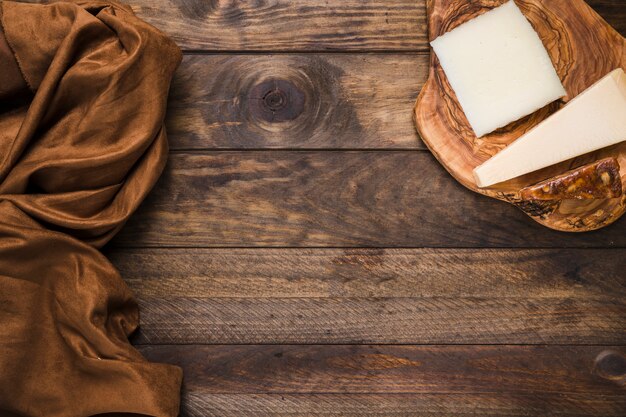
[{"xmin": 103, "ymin": 1, "xmax": 626, "ymax": 415}]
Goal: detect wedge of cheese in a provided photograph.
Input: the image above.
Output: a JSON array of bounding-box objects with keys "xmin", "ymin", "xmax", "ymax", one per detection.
[
  {"xmin": 474, "ymin": 68, "xmax": 626, "ymax": 188},
  {"xmin": 430, "ymin": 0, "xmax": 566, "ymax": 138}
]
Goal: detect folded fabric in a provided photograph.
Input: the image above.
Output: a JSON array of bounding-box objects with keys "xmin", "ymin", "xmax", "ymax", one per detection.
[{"xmin": 0, "ymin": 1, "xmax": 182, "ymax": 415}]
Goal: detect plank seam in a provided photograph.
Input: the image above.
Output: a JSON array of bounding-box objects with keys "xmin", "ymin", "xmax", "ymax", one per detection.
[
  {"xmin": 132, "ymin": 343, "xmax": 626, "ymax": 347},
  {"xmin": 180, "ymin": 50, "xmax": 432, "ymax": 55},
  {"xmin": 110, "ymin": 245, "xmax": 626, "ymax": 249}
]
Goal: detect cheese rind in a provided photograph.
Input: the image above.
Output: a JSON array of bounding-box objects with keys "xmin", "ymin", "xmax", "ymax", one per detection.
[
  {"xmin": 430, "ymin": 0, "xmax": 566, "ymax": 137},
  {"xmin": 519, "ymin": 157, "xmax": 622, "ymax": 200},
  {"xmin": 474, "ymin": 68, "xmax": 626, "ymax": 188}
]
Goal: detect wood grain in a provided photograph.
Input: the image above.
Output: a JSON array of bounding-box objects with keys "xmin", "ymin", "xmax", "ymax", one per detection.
[
  {"xmin": 130, "ymin": 295, "xmax": 625, "ymax": 344},
  {"xmin": 139, "ymin": 345, "xmax": 626, "ymax": 393},
  {"xmin": 588, "ymin": 0, "xmax": 626, "ymax": 38},
  {"xmin": 127, "ymin": 0, "xmax": 626, "ymax": 413},
  {"xmin": 128, "ymin": 0, "xmax": 426, "ymax": 51},
  {"xmin": 111, "ymin": 152, "xmax": 626, "ymax": 248},
  {"xmin": 110, "ymin": 248, "xmax": 626, "ymax": 345},
  {"xmin": 166, "ymin": 54, "xmax": 427, "ymax": 150},
  {"xmin": 108, "ymin": 248, "xmax": 626, "ymax": 299},
  {"xmin": 415, "ymin": 0, "xmax": 626, "ymax": 232},
  {"xmin": 12, "ymin": 0, "xmax": 626, "ymax": 415},
  {"xmin": 116, "ymin": 0, "xmax": 625, "ymax": 51},
  {"xmin": 159, "ymin": 393, "xmax": 626, "ymax": 417},
  {"xmin": 140, "ymin": 346, "xmax": 626, "ymax": 416}
]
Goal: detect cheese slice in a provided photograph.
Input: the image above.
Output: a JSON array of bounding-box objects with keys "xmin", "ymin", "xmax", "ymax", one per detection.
[
  {"xmin": 430, "ymin": 0, "xmax": 566, "ymax": 137},
  {"xmin": 474, "ymin": 68, "xmax": 626, "ymax": 188}
]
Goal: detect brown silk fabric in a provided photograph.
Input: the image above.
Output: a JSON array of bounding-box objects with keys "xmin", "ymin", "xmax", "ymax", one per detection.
[{"xmin": 0, "ymin": 1, "xmax": 182, "ymax": 415}]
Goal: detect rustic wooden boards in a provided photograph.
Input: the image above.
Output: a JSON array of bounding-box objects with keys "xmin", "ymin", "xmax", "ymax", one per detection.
[
  {"xmin": 107, "ymin": 247, "xmax": 626, "ymax": 345},
  {"xmin": 139, "ymin": 345, "xmax": 625, "ymax": 394},
  {"xmin": 143, "ymin": 393, "xmax": 626, "ymax": 417},
  {"xmin": 125, "ymin": 0, "xmax": 624, "ymax": 51},
  {"xmin": 111, "ymin": 152, "xmax": 626, "ymax": 247},
  {"xmin": 150, "ymin": 393, "xmax": 626, "ymax": 417},
  {"xmin": 98, "ymin": 0, "xmax": 626, "ymax": 415},
  {"xmin": 129, "ymin": 0, "xmax": 427, "ymax": 51},
  {"xmin": 130, "ymin": 297, "xmax": 626, "ymax": 344},
  {"xmin": 138, "ymin": 345, "xmax": 625, "ymax": 394},
  {"xmin": 108, "ymin": 248, "xmax": 626, "ymax": 299},
  {"xmin": 167, "ymin": 54, "xmax": 428, "ymax": 150},
  {"xmin": 414, "ymin": 0, "xmax": 626, "ymax": 232},
  {"xmin": 137, "ymin": 345, "xmax": 626, "ymax": 416}
]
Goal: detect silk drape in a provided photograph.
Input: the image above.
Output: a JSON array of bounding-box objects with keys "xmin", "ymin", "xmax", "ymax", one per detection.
[{"xmin": 0, "ymin": 1, "xmax": 182, "ymax": 415}]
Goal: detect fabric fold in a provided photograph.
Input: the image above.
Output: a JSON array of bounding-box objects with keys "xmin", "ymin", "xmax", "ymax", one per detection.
[
  {"xmin": 0, "ymin": 6, "xmax": 27, "ymax": 99},
  {"xmin": 0, "ymin": 1, "xmax": 183, "ymax": 415}
]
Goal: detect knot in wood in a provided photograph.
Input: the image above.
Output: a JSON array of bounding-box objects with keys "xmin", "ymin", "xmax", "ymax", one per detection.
[
  {"xmin": 249, "ymin": 79, "xmax": 305, "ymax": 123},
  {"xmin": 595, "ymin": 350, "xmax": 626, "ymax": 383},
  {"xmin": 263, "ymin": 89, "xmax": 286, "ymax": 111}
]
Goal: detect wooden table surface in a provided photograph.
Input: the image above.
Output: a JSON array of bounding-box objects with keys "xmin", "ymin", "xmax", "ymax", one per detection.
[{"xmin": 103, "ymin": 1, "xmax": 626, "ymax": 415}]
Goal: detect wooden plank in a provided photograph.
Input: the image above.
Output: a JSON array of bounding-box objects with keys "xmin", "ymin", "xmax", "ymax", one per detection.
[
  {"xmin": 186, "ymin": 393, "xmax": 626, "ymax": 417},
  {"xmin": 166, "ymin": 54, "xmax": 427, "ymax": 150},
  {"xmin": 108, "ymin": 248, "xmax": 626, "ymax": 299},
  {"xmin": 111, "ymin": 248, "xmax": 626, "ymax": 345},
  {"xmin": 138, "ymin": 345, "xmax": 626, "ymax": 393},
  {"xmin": 111, "ymin": 152, "xmax": 626, "ymax": 248},
  {"xmin": 130, "ymin": 296, "xmax": 625, "ymax": 344},
  {"xmin": 174, "ymin": 393, "xmax": 626, "ymax": 417},
  {"xmin": 129, "ymin": 0, "xmax": 426, "ymax": 51},
  {"xmin": 589, "ymin": 0, "xmax": 626, "ymax": 38},
  {"xmin": 123, "ymin": 0, "xmax": 624, "ymax": 51},
  {"xmin": 141, "ymin": 346, "xmax": 626, "ymax": 415}
]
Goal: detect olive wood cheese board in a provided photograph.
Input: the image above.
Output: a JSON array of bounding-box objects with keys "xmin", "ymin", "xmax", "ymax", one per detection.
[{"xmin": 415, "ymin": 0, "xmax": 626, "ymax": 232}]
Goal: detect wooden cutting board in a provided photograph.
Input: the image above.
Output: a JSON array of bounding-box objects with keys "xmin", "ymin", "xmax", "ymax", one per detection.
[{"xmin": 414, "ymin": 0, "xmax": 626, "ymax": 232}]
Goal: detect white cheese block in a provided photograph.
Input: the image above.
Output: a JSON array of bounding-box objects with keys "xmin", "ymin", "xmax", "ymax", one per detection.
[
  {"xmin": 430, "ymin": 0, "xmax": 566, "ymax": 138},
  {"xmin": 474, "ymin": 68, "xmax": 626, "ymax": 187}
]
